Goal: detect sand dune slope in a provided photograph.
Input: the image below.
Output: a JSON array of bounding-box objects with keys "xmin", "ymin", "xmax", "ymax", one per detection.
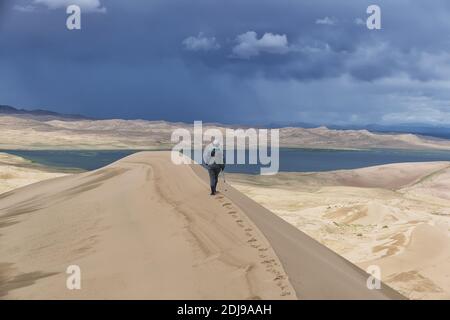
[
  {"xmin": 228, "ymin": 162, "xmax": 450, "ymax": 299},
  {"xmin": 0, "ymin": 151, "xmax": 404, "ymax": 299},
  {"xmin": 192, "ymin": 166, "xmax": 403, "ymax": 300},
  {"xmin": 0, "ymin": 152, "xmax": 295, "ymax": 299}
]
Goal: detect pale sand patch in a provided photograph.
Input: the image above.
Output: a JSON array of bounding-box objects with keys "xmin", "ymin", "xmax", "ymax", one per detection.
[
  {"xmin": 0, "ymin": 153, "xmax": 67, "ymax": 195},
  {"xmin": 0, "ymin": 152, "xmax": 296, "ymax": 299},
  {"xmin": 360, "ymin": 224, "xmax": 450, "ymax": 299},
  {"xmin": 228, "ymin": 162, "xmax": 450, "ymax": 299}
]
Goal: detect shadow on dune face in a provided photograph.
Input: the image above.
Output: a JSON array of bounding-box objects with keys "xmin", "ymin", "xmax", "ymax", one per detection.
[
  {"xmin": 0, "ymin": 262, "xmax": 58, "ymax": 298},
  {"xmin": 0, "ymin": 189, "xmax": 17, "ymax": 201},
  {"xmin": 0, "ymin": 195, "xmax": 48, "ymax": 233}
]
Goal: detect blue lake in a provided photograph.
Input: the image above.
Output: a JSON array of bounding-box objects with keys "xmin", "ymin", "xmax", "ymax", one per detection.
[{"xmin": 3, "ymin": 148, "xmax": 450, "ymax": 174}]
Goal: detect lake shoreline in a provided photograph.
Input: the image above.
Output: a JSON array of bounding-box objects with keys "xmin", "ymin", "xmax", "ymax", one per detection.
[{"xmin": 3, "ymin": 148, "xmax": 450, "ymax": 174}]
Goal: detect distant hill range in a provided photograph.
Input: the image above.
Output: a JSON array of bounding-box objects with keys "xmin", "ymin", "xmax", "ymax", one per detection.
[
  {"xmin": 323, "ymin": 124, "xmax": 450, "ymax": 140},
  {"xmin": 2, "ymin": 104, "xmax": 449, "ymax": 139},
  {"xmin": 0, "ymin": 105, "xmax": 90, "ymax": 120},
  {"xmin": 265, "ymin": 122, "xmax": 450, "ymax": 140},
  {"xmin": 1, "ymin": 104, "xmax": 449, "ymax": 150}
]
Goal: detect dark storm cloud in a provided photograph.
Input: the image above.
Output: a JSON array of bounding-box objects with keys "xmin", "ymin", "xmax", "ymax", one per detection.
[{"xmin": 1, "ymin": 0, "xmax": 450, "ymax": 124}]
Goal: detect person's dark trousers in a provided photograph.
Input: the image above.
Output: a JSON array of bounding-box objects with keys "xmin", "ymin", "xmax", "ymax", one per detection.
[{"xmin": 208, "ymin": 164, "xmax": 222, "ymax": 195}]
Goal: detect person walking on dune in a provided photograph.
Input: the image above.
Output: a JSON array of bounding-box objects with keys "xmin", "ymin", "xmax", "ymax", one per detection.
[{"xmin": 204, "ymin": 139, "xmax": 225, "ymax": 195}]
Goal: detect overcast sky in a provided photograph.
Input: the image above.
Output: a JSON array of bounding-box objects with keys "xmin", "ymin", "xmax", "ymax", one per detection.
[{"xmin": 1, "ymin": 0, "xmax": 450, "ymax": 125}]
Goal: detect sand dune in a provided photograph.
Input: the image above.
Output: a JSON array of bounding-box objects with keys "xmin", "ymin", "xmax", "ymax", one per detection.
[
  {"xmin": 228, "ymin": 162, "xmax": 450, "ymax": 299},
  {"xmin": 0, "ymin": 151, "xmax": 402, "ymax": 299},
  {"xmin": 229, "ymin": 162, "xmax": 450, "ymax": 190},
  {"xmin": 0, "ymin": 152, "xmax": 295, "ymax": 299}
]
